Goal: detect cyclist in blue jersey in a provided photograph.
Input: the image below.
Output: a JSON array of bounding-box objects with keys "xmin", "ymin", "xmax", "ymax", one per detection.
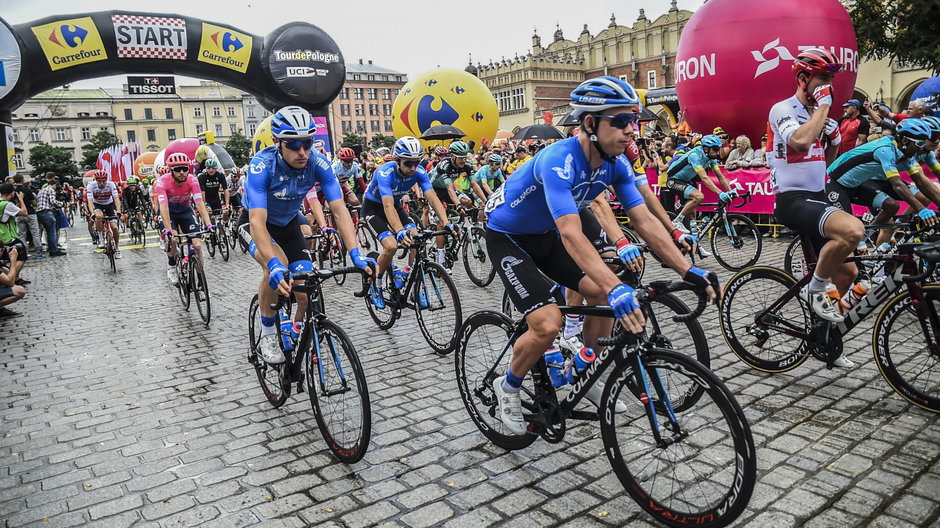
[
  {"xmin": 239, "ymin": 106, "xmax": 375, "ymax": 365},
  {"xmin": 904, "ymin": 116, "xmax": 940, "ymax": 213},
  {"xmin": 485, "ymin": 76, "xmax": 720, "ymax": 435},
  {"xmin": 826, "ymin": 118, "xmax": 938, "ymax": 246},
  {"xmin": 665, "ymin": 134, "xmax": 737, "ymax": 240},
  {"xmin": 362, "ymin": 136, "xmax": 456, "ymax": 308},
  {"xmin": 473, "ymin": 153, "xmax": 505, "ymax": 199}
]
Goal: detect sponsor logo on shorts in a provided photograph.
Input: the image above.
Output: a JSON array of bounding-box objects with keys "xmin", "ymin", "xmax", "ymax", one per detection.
[{"xmin": 501, "ymin": 256, "xmax": 528, "ymax": 299}]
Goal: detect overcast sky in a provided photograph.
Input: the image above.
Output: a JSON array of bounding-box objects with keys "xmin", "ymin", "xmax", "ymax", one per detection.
[{"xmin": 1, "ymin": 0, "xmax": 703, "ymax": 89}]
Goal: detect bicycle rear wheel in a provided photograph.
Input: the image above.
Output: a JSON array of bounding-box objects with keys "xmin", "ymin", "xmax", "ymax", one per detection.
[
  {"xmin": 365, "ymin": 268, "xmax": 398, "ymax": 330},
  {"xmin": 176, "ymin": 256, "xmax": 191, "ymax": 310},
  {"xmin": 414, "ymin": 262, "xmax": 462, "ymax": 354},
  {"xmin": 206, "ymin": 232, "xmax": 217, "ymax": 257},
  {"xmin": 455, "ymin": 310, "xmax": 536, "ymax": 450},
  {"xmin": 306, "ymin": 319, "xmax": 372, "ymax": 462},
  {"xmin": 873, "ymin": 285, "xmax": 940, "ymax": 413},
  {"xmin": 720, "ymin": 266, "xmax": 811, "ymax": 372},
  {"xmin": 248, "ymin": 294, "xmax": 289, "ymax": 407},
  {"xmin": 783, "ymin": 236, "xmax": 807, "ymax": 279},
  {"xmin": 710, "ymin": 213, "xmax": 762, "ymax": 271},
  {"xmin": 191, "ymin": 257, "xmax": 211, "ymax": 325},
  {"xmin": 601, "ymin": 349, "xmax": 756, "ymax": 528},
  {"xmin": 463, "ymin": 225, "xmax": 496, "ymax": 287},
  {"xmin": 356, "ymin": 222, "xmax": 377, "ymax": 253}
]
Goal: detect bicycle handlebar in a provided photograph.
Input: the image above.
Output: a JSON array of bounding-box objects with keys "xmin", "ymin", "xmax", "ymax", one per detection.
[
  {"xmin": 596, "ymin": 279, "xmax": 709, "ymax": 348},
  {"xmin": 270, "ymin": 265, "xmax": 373, "ymax": 311}
]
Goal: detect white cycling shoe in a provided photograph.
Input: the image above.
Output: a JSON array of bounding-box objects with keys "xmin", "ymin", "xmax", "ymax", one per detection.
[
  {"xmin": 492, "ymin": 375, "xmax": 527, "ymax": 435},
  {"xmin": 258, "ymin": 334, "xmax": 286, "ymax": 364},
  {"xmin": 800, "ymin": 285, "xmax": 844, "ymax": 323},
  {"xmin": 585, "ymin": 381, "xmax": 629, "ymax": 413}
]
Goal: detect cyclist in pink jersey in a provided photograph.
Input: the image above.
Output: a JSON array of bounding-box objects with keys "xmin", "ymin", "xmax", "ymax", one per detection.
[{"xmin": 156, "ymin": 152, "xmax": 216, "ymax": 285}]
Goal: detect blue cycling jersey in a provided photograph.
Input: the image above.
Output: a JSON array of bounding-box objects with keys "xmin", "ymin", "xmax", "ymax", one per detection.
[
  {"xmin": 364, "ymin": 161, "xmax": 433, "ymax": 205},
  {"xmin": 331, "ymin": 160, "xmax": 360, "ymax": 183},
  {"xmin": 244, "ymin": 146, "xmax": 342, "ymax": 227},
  {"xmin": 473, "ymin": 165, "xmax": 504, "ymax": 185},
  {"xmin": 828, "ymin": 136, "xmax": 918, "ymax": 188},
  {"xmin": 486, "ymin": 136, "xmax": 644, "ymax": 235},
  {"xmin": 666, "ymin": 146, "xmax": 719, "ymax": 183},
  {"xmin": 914, "ymin": 150, "xmax": 940, "ymax": 175}
]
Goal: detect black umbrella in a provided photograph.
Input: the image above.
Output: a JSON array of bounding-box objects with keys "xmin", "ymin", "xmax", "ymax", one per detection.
[
  {"xmin": 557, "ymin": 112, "xmax": 579, "ymax": 127},
  {"xmin": 420, "ymin": 124, "xmax": 466, "ymax": 141},
  {"xmin": 513, "ymin": 124, "xmax": 564, "ymax": 140},
  {"xmin": 636, "ymin": 107, "xmax": 661, "ymax": 123}
]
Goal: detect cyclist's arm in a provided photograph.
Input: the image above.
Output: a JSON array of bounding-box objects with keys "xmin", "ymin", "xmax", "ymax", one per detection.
[
  {"xmin": 878, "ymin": 150, "xmax": 929, "ymax": 214},
  {"xmin": 223, "ymin": 185, "xmax": 230, "ymax": 208},
  {"xmin": 154, "ymin": 184, "xmax": 173, "ymax": 233},
  {"xmin": 785, "ymin": 106, "xmax": 829, "ymax": 152},
  {"xmin": 696, "ymin": 167, "xmax": 723, "ymax": 195},
  {"xmin": 382, "ymin": 195, "xmax": 406, "ymax": 234},
  {"xmin": 191, "ymin": 183, "xmax": 211, "ymax": 226},
  {"xmin": 711, "ymin": 165, "xmax": 733, "ymax": 192},
  {"xmin": 327, "ymin": 196, "xmax": 361, "ymax": 256},
  {"xmin": 112, "ymin": 186, "xmax": 122, "ymax": 215},
  {"xmin": 470, "ymin": 180, "xmax": 487, "ymax": 202},
  {"xmin": 627, "ymin": 201, "xmax": 691, "ymax": 276},
  {"xmin": 446, "ymin": 181, "xmax": 460, "ymax": 206},
  {"xmin": 304, "ymin": 190, "xmax": 328, "ymax": 228},
  {"xmin": 589, "ymin": 195, "xmax": 626, "ymax": 246},
  {"xmin": 909, "ymin": 168, "xmax": 940, "ymax": 207}
]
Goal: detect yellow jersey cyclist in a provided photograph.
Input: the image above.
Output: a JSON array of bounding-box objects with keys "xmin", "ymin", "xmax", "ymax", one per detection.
[
  {"xmin": 826, "ymin": 118, "xmax": 939, "ymax": 248},
  {"xmin": 240, "ymin": 106, "xmax": 374, "ymax": 365}
]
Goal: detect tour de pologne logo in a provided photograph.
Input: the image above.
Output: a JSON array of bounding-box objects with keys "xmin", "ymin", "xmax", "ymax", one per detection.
[{"xmin": 31, "ymin": 16, "xmax": 107, "ymax": 71}]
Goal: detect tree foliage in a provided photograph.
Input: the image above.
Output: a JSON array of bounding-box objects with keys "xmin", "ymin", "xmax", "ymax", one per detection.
[
  {"xmin": 850, "ymin": 0, "xmax": 940, "ymax": 74},
  {"xmin": 370, "ymin": 134, "xmax": 396, "ymax": 148},
  {"xmin": 225, "ymin": 130, "xmax": 252, "ymax": 168},
  {"xmin": 341, "ymin": 132, "xmax": 364, "ymax": 148},
  {"xmin": 80, "ymin": 130, "xmax": 118, "ymax": 169},
  {"xmin": 29, "ymin": 142, "xmax": 79, "ymax": 178}
]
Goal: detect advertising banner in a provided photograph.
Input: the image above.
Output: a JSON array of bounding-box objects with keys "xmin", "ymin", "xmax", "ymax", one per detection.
[
  {"xmin": 313, "ymin": 116, "xmax": 331, "ymax": 155},
  {"xmin": 112, "ymin": 14, "xmax": 186, "ymax": 60},
  {"xmin": 127, "ymin": 75, "xmax": 176, "ymax": 95},
  {"xmin": 198, "ymin": 22, "xmax": 252, "ymax": 73},
  {"xmin": 31, "ymin": 16, "xmax": 107, "ymax": 71},
  {"xmin": 263, "ymin": 23, "xmax": 344, "ymax": 107},
  {"xmin": 0, "ymin": 20, "xmax": 21, "ymax": 101}
]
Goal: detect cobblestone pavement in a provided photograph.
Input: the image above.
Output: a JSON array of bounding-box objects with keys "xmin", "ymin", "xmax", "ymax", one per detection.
[{"xmin": 1, "ymin": 227, "xmax": 937, "ymax": 528}]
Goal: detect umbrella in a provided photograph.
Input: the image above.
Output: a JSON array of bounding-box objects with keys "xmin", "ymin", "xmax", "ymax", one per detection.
[
  {"xmin": 557, "ymin": 113, "xmax": 579, "ymax": 127},
  {"xmin": 513, "ymin": 124, "xmax": 564, "ymax": 140},
  {"xmin": 420, "ymin": 124, "xmax": 466, "ymax": 141},
  {"xmin": 636, "ymin": 107, "xmax": 661, "ymax": 123},
  {"xmin": 495, "ymin": 129, "xmax": 513, "ymax": 139}
]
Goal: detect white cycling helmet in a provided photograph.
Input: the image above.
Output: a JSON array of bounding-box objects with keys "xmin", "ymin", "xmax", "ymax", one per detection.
[
  {"xmin": 271, "ymin": 105, "xmax": 315, "ymax": 138},
  {"xmin": 393, "ymin": 136, "xmax": 423, "ymax": 160}
]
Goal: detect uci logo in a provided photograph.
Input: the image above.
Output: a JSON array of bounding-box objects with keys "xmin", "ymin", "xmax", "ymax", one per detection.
[
  {"xmin": 210, "ymin": 31, "xmax": 244, "ymax": 53},
  {"xmin": 47, "ymin": 24, "xmax": 87, "ymax": 48}
]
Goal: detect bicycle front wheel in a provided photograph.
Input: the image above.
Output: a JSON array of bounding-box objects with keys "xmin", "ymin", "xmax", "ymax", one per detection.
[
  {"xmin": 463, "ymin": 225, "xmax": 496, "ymax": 287},
  {"xmin": 218, "ymin": 229, "xmax": 230, "ymax": 261},
  {"xmin": 873, "ymin": 285, "xmax": 940, "ymax": 413},
  {"xmin": 455, "ymin": 310, "xmax": 536, "ymax": 450},
  {"xmin": 176, "ymin": 258, "xmax": 191, "ymax": 310},
  {"xmin": 248, "ymin": 294, "xmax": 289, "ymax": 407},
  {"xmin": 601, "ymin": 349, "xmax": 756, "ymax": 528},
  {"xmin": 710, "ymin": 213, "xmax": 762, "ymax": 271},
  {"xmin": 191, "ymin": 257, "xmax": 211, "ymax": 325},
  {"xmin": 783, "ymin": 236, "xmax": 807, "ymax": 279},
  {"xmin": 414, "ymin": 262, "xmax": 462, "ymax": 354},
  {"xmin": 306, "ymin": 319, "xmax": 372, "ymax": 463},
  {"xmin": 720, "ymin": 266, "xmax": 811, "ymax": 372}
]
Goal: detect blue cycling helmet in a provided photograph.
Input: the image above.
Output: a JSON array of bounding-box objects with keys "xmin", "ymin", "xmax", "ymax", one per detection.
[
  {"xmin": 487, "ymin": 153, "xmax": 502, "ymax": 164},
  {"xmin": 701, "ymin": 134, "xmax": 723, "ymax": 149},
  {"xmin": 896, "ymin": 118, "xmax": 932, "ymax": 141},
  {"xmin": 569, "ymin": 76, "xmax": 640, "ymax": 118},
  {"xmin": 921, "ymin": 116, "xmax": 940, "ymax": 139},
  {"xmin": 271, "ymin": 106, "xmax": 314, "ymax": 139},
  {"xmin": 393, "ymin": 136, "xmax": 423, "ymax": 160}
]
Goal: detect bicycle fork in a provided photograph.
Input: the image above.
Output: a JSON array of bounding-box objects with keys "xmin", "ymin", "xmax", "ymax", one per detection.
[
  {"xmin": 631, "ymin": 352, "xmax": 686, "ymax": 448},
  {"xmin": 310, "ymin": 326, "xmax": 351, "ymax": 397}
]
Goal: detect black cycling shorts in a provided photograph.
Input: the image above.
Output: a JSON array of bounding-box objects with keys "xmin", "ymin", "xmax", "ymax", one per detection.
[
  {"xmin": 579, "ymin": 208, "xmax": 614, "ymax": 253},
  {"xmin": 665, "ymin": 178, "xmax": 698, "ymax": 200},
  {"xmin": 434, "ymin": 187, "xmax": 453, "ymax": 206},
  {"xmin": 168, "ymin": 210, "xmax": 200, "ymax": 238},
  {"xmin": 775, "ymin": 190, "xmax": 840, "ymax": 253},
  {"xmin": 486, "ymin": 227, "xmax": 585, "ymax": 317},
  {"xmin": 826, "ymin": 179, "xmax": 901, "ymax": 213},
  {"xmin": 237, "ymin": 209, "xmax": 311, "ymax": 267},
  {"xmin": 92, "ymin": 202, "xmax": 117, "ymax": 217},
  {"xmin": 362, "ymin": 199, "xmax": 412, "ymax": 241}
]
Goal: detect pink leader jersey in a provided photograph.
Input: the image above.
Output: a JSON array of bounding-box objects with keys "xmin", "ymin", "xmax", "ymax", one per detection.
[{"xmin": 155, "ymin": 173, "xmax": 204, "ymax": 213}]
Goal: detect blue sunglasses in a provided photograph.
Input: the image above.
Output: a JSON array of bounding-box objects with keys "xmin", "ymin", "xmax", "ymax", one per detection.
[
  {"xmin": 282, "ymin": 138, "xmax": 314, "ymax": 151},
  {"xmin": 595, "ymin": 112, "xmax": 638, "ymax": 129}
]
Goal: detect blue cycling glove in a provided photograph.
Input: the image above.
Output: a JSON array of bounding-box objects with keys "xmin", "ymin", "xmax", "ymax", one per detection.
[
  {"xmin": 321, "ymin": 226, "xmax": 336, "ymax": 235},
  {"xmin": 918, "ymin": 208, "xmax": 937, "ymax": 220},
  {"xmin": 349, "ymin": 247, "xmax": 377, "ymax": 270},
  {"xmin": 615, "ymin": 238, "xmax": 642, "ymax": 264},
  {"xmin": 267, "ymin": 257, "xmax": 290, "ymax": 291},
  {"xmin": 718, "ymin": 191, "xmax": 731, "ymax": 202},
  {"xmin": 607, "ymin": 284, "xmax": 640, "ymax": 319},
  {"xmin": 684, "ymin": 266, "xmax": 721, "ymax": 292},
  {"xmin": 396, "ymin": 229, "xmax": 409, "ymax": 243}
]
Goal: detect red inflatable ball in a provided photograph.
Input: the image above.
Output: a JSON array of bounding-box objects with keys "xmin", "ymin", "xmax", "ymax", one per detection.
[{"xmin": 675, "ymin": 0, "xmax": 858, "ymax": 144}]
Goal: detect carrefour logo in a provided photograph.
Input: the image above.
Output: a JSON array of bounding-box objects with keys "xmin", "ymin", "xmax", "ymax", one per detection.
[
  {"xmin": 398, "ymin": 95, "xmax": 459, "ymax": 136},
  {"xmin": 198, "ymin": 23, "xmax": 252, "ymax": 73},
  {"xmin": 31, "ymin": 17, "xmax": 107, "ymax": 71}
]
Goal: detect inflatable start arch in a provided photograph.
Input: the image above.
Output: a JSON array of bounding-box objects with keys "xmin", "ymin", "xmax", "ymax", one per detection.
[{"xmin": 0, "ymin": 11, "xmax": 347, "ymax": 175}]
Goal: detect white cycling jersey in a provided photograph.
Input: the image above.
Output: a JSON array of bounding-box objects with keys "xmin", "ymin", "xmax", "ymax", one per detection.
[
  {"xmin": 86, "ymin": 180, "xmax": 118, "ymax": 205},
  {"xmin": 768, "ymin": 95, "xmax": 827, "ymax": 193}
]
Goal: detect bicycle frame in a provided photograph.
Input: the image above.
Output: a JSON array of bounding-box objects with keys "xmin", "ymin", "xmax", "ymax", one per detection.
[{"xmin": 386, "ymin": 231, "xmax": 451, "ymax": 312}]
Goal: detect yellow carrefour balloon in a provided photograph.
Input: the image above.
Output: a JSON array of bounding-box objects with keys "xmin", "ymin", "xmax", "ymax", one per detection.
[
  {"xmin": 392, "ymin": 68, "xmax": 498, "ymax": 150},
  {"xmin": 252, "ymin": 117, "xmax": 275, "ymax": 155}
]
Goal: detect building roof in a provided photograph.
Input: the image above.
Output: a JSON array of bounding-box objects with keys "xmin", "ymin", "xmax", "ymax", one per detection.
[
  {"xmin": 29, "ymin": 88, "xmax": 111, "ymax": 100},
  {"xmin": 345, "ymin": 61, "xmax": 405, "ymax": 75}
]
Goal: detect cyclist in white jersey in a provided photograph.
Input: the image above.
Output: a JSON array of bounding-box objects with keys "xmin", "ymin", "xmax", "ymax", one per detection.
[
  {"xmin": 768, "ymin": 48, "xmax": 864, "ymax": 361},
  {"xmin": 85, "ymin": 170, "xmax": 123, "ymax": 258}
]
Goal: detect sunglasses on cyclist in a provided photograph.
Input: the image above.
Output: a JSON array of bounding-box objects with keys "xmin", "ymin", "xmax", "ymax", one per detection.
[
  {"xmin": 282, "ymin": 138, "xmax": 314, "ymax": 151},
  {"xmin": 595, "ymin": 112, "xmax": 638, "ymax": 129},
  {"xmin": 400, "ymin": 160, "xmax": 421, "ymax": 168},
  {"xmin": 171, "ymin": 166, "xmax": 188, "ymax": 172},
  {"xmin": 907, "ymin": 138, "xmax": 928, "ymax": 149}
]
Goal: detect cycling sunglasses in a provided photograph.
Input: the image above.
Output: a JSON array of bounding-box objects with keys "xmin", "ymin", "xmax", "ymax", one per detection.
[
  {"xmin": 907, "ymin": 138, "xmax": 928, "ymax": 149},
  {"xmin": 400, "ymin": 160, "xmax": 421, "ymax": 168},
  {"xmin": 171, "ymin": 166, "xmax": 188, "ymax": 172},
  {"xmin": 282, "ymin": 138, "xmax": 314, "ymax": 151},
  {"xmin": 595, "ymin": 112, "xmax": 638, "ymax": 129}
]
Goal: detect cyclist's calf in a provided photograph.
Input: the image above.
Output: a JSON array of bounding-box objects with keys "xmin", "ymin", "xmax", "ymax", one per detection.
[{"xmin": 819, "ymin": 211, "xmax": 864, "ymax": 293}]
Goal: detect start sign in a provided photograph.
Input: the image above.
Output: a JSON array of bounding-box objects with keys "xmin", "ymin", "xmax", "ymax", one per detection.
[{"xmin": 127, "ymin": 75, "xmax": 176, "ymax": 95}]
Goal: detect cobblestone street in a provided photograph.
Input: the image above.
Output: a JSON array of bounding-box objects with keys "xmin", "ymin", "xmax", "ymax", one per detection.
[{"xmin": 1, "ymin": 228, "xmax": 938, "ymax": 527}]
